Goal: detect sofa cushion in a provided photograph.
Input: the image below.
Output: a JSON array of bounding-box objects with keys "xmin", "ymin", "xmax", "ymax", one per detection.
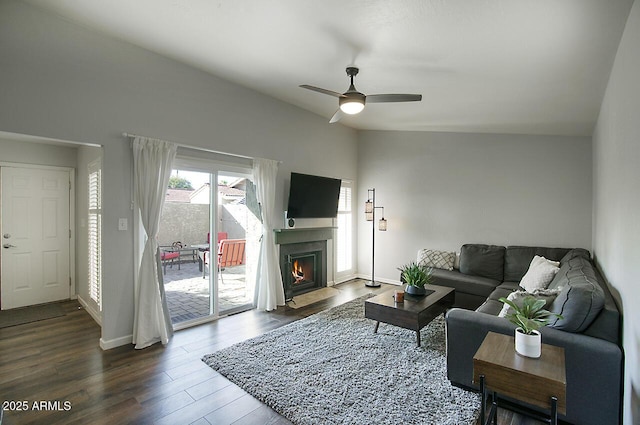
[
  {"xmin": 417, "ymin": 249, "xmax": 455, "ymax": 271},
  {"xmin": 459, "ymin": 244, "xmax": 505, "ymax": 281},
  {"xmin": 486, "ymin": 282, "xmax": 520, "ymax": 302},
  {"xmin": 431, "ymin": 268, "xmax": 500, "ymax": 298},
  {"xmin": 548, "ymin": 256, "xmax": 605, "ymax": 332},
  {"xmin": 519, "ymin": 256, "xmax": 560, "ymax": 293},
  {"xmin": 475, "ymin": 299, "xmax": 504, "ymax": 315},
  {"xmin": 503, "ymin": 246, "xmax": 571, "ymax": 282}
]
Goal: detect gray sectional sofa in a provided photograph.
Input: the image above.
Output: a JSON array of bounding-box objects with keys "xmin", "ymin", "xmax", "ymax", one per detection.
[{"xmin": 432, "ymin": 244, "xmax": 622, "ymax": 425}]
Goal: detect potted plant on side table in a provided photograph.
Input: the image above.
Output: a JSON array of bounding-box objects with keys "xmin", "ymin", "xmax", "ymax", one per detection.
[
  {"xmin": 398, "ymin": 261, "xmax": 433, "ymax": 296},
  {"xmin": 498, "ymin": 295, "xmax": 563, "ymax": 358}
]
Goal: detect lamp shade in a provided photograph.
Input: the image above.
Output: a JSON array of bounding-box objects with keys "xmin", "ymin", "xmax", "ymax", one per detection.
[
  {"xmin": 365, "ymin": 200, "xmax": 373, "ymax": 213},
  {"xmin": 339, "ymin": 93, "xmax": 366, "ymax": 115},
  {"xmin": 340, "ymin": 100, "xmax": 365, "ymax": 114},
  {"xmin": 379, "ymin": 218, "xmax": 387, "ymax": 231}
]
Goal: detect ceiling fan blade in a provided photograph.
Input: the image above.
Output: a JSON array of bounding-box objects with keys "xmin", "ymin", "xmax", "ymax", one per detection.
[
  {"xmin": 329, "ymin": 109, "xmax": 344, "ymax": 124},
  {"xmin": 366, "ymin": 94, "xmax": 423, "ymax": 103},
  {"xmin": 299, "ymin": 85, "xmax": 345, "ymax": 98}
]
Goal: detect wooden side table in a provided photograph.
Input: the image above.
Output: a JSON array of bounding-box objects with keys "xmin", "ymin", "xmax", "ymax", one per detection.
[{"xmin": 473, "ymin": 332, "xmax": 566, "ymax": 425}]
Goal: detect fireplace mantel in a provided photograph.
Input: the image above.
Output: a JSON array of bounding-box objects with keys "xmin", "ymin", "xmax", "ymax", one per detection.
[{"xmin": 274, "ymin": 227, "xmax": 335, "ymax": 245}]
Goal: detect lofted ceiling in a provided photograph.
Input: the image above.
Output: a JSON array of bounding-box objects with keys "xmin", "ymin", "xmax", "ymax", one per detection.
[{"xmin": 23, "ymin": 0, "xmax": 633, "ymax": 136}]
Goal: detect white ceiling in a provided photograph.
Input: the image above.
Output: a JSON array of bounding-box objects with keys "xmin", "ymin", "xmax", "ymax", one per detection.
[{"xmin": 24, "ymin": 0, "xmax": 633, "ymax": 136}]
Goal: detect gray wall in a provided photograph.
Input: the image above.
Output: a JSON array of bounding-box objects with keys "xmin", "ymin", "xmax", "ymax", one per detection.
[
  {"xmin": 592, "ymin": 2, "xmax": 640, "ymax": 423},
  {"xmin": 357, "ymin": 131, "xmax": 592, "ymax": 283},
  {"xmin": 0, "ymin": 136, "xmax": 77, "ymax": 168},
  {"xmin": 0, "ymin": 0, "xmax": 358, "ymax": 346}
]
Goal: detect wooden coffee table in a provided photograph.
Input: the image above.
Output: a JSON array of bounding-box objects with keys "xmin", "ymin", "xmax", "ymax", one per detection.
[{"xmin": 364, "ymin": 285, "xmax": 455, "ymax": 346}]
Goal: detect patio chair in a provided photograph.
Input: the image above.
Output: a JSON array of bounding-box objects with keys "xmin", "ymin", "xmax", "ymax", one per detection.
[
  {"xmin": 206, "ymin": 232, "xmax": 228, "ymax": 245},
  {"xmin": 160, "ymin": 241, "xmax": 183, "ymax": 274},
  {"xmin": 198, "ymin": 232, "xmax": 229, "ymax": 272},
  {"xmin": 201, "ymin": 239, "xmax": 246, "ymax": 282}
]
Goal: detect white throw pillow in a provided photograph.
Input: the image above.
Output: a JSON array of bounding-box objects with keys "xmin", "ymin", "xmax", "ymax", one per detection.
[
  {"xmin": 498, "ymin": 288, "xmax": 560, "ymax": 317},
  {"xmin": 519, "ymin": 255, "xmax": 560, "ymax": 293},
  {"xmin": 417, "ymin": 249, "xmax": 455, "ymax": 271}
]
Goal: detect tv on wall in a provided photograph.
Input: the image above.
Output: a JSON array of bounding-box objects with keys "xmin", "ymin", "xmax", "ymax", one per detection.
[{"xmin": 286, "ymin": 172, "xmax": 342, "ymax": 218}]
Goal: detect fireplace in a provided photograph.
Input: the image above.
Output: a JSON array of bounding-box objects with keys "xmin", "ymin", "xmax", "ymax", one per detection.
[{"xmin": 280, "ymin": 240, "xmax": 327, "ymax": 300}]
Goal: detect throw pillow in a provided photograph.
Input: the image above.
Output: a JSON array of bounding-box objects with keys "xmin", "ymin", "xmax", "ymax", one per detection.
[
  {"xmin": 454, "ymin": 252, "xmax": 460, "ymax": 270},
  {"xmin": 498, "ymin": 288, "xmax": 560, "ymax": 318},
  {"xmin": 417, "ymin": 249, "xmax": 455, "ymax": 271},
  {"xmin": 520, "ymin": 255, "xmax": 560, "ymax": 293}
]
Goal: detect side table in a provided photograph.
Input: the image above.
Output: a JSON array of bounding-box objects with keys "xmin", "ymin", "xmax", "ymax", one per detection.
[{"xmin": 473, "ymin": 332, "xmax": 566, "ymax": 425}]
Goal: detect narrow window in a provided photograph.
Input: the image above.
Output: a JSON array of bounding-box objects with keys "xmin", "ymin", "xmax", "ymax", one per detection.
[
  {"xmin": 336, "ymin": 182, "xmax": 353, "ymax": 273},
  {"xmin": 88, "ymin": 159, "xmax": 102, "ymax": 309}
]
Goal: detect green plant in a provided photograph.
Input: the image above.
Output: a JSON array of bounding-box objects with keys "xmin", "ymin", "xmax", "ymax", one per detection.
[
  {"xmin": 168, "ymin": 176, "xmax": 194, "ymax": 189},
  {"xmin": 498, "ymin": 296, "xmax": 563, "ymax": 335},
  {"xmin": 397, "ymin": 261, "xmax": 433, "ymax": 288}
]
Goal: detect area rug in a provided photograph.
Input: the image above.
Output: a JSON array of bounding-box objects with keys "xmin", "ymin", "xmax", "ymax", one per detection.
[
  {"xmin": 0, "ymin": 302, "xmax": 66, "ymax": 328},
  {"xmin": 202, "ymin": 295, "xmax": 480, "ymax": 425},
  {"xmin": 285, "ymin": 287, "xmax": 340, "ymax": 309}
]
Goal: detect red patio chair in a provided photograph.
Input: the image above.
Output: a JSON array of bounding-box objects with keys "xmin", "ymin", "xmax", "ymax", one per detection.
[
  {"xmin": 160, "ymin": 241, "xmax": 183, "ymax": 274},
  {"xmin": 201, "ymin": 239, "xmax": 246, "ymax": 281}
]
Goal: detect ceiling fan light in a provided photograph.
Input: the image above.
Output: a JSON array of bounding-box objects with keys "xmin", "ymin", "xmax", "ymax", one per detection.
[{"xmin": 340, "ymin": 99, "xmax": 365, "ymax": 115}]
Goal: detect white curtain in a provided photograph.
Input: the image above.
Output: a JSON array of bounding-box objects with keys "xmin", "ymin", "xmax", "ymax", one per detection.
[
  {"xmin": 132, "ymin": 136, "xmax": 177, "ymax": 349},
  {"xmin": 253, "ymin": 158, "xmax": 285, "ymax": 311}
]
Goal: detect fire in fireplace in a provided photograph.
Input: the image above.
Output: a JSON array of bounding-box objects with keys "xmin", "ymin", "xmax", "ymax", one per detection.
[
  {"xmin": 280, "ymin": 241, "xmax": 327, "ymax": 300},
  {"xmin": 291, "ymin": 256, "xmax": 314, "ymax": 284}
]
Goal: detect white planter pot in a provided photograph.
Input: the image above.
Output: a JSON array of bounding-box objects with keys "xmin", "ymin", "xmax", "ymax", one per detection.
[{"xmin": 514, "ymin": 328, "xmax": 541, "ymax": 358}]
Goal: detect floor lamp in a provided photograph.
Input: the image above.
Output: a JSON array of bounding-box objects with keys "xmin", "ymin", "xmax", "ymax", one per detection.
[{"xmin": 365, "ymin": 188, "xmax": 387, "ymax": 288}]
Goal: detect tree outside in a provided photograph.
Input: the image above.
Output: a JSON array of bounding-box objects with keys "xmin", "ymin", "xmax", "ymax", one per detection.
[{"xmin": 168, "ymin": 176, "xmax": 193, "ymax": 190}]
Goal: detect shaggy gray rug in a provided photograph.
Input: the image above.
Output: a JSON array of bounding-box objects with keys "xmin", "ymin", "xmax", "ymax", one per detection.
[{"xmin": 202, "ymin": 295, "xmax": 480, "ymax": 425}]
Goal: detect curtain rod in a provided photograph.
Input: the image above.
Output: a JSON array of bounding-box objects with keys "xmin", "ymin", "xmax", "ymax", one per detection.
[{"xmin": 122, "ymin": 132, "xmax": 282, "ymax": 164}]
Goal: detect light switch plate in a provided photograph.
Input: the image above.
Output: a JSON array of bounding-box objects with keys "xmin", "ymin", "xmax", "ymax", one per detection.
[{"xmin": 118, "ymin": 218, "xmax": 128, "ymax": 231}]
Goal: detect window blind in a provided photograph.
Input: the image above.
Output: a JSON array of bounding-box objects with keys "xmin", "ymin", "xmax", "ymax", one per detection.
[
  {"xmin": 88, "ymin": 160, "xmax": 102, "ymax": 309},
  {"xmin": 336, "ymin": 182, "xmax": 353, "ymax": 272}
]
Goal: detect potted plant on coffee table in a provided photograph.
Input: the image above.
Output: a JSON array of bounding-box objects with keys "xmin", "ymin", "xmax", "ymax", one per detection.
[
  {"xmin": 498, "ymin": 295, "xmax": 562, "ymax": 358},
  {"xmin": 398, "ymin": 261, "xmax": 433, "ymax": 296}
]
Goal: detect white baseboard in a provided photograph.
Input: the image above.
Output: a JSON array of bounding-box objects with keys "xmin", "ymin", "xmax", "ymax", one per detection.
[
  {"xmin": 356, "ymin": 273, "xmax": 402, "ymax": 286},
  {"xmin": 100, "ymin": 334, "xmax": 133, "ymax": 350},
  {"xmin": 77, "ymin": 295, "xmax": 102, "ymax": 326},
  {"xmin": 334, "ymin": 273, "xmax": 358, "ymax": 285}
]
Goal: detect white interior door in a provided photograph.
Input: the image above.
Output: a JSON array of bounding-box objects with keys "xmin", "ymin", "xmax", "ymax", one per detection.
[{"xmin": 1, "ymin": 166, "xmax": 71, "ymax": 309}]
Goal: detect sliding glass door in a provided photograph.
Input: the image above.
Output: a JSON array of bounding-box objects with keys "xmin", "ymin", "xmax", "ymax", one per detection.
[
  {"xmin": 158, "ymin": 163, "xmax": 258, "ymax": 328},
  {"xmin": 214, "ymin": 172, "xmax": 260, "ymax": 315}
]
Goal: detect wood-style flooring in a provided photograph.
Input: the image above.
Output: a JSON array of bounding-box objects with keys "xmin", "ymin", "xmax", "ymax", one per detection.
[{"xmin": 0, "ymin": 279, "xmax": 544, "ymax": 425}]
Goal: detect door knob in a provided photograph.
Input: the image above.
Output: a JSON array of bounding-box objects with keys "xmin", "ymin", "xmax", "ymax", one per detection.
[{"xmin": 3, "ymin": 243, "xmax": 16, "ymax": 249}]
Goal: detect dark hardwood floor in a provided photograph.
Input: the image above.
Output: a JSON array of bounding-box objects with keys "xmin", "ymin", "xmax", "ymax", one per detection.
[{"xmin": 0, "ymin": 279, "xmax": 542, "ymax": 425}]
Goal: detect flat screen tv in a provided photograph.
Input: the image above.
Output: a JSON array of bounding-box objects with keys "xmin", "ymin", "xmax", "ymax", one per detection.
[{"xmin": 286, "ymin": 172, "xmax": 342, "ymax": 218}]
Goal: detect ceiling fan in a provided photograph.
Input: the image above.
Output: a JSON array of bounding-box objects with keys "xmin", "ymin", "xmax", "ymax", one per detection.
[{"xmin": 300, "ymin": 67, "xmax": 422, "ymax": 123}]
